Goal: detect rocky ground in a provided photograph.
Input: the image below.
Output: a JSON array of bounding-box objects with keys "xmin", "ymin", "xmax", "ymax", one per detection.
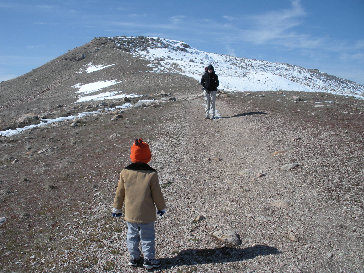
[{"xmin": 0, "ymin": 86, "xmax": 363, "ymax": 272}]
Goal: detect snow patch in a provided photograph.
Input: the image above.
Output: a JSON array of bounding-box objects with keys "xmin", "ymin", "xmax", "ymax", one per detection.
[
  {"xmin": 0, "ymin": 104, "xmax": 133, "ymax": 137},
  {"xmin": 85, "ymin": 63, "xmax": 115, "ymax": 73},
  {"xmin": 73, "ymin": 80, "xmax": 120, "ymax": 95},
  {"xmin": 76, "ymin": 92, "xmax": 140, "ymax": 103}
]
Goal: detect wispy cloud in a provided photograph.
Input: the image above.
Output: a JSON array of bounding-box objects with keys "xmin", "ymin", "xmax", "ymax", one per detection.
[
  {"xmin": 170, "ymin": 15, "xmax": 186, "ymax": 24},
  {"xmin": 240, "ymin": 0, "xmax": 322, "ymax": 48},
  {"xmin": 340, "ymin": 53, "xmax": 364, "ymax": 62}
]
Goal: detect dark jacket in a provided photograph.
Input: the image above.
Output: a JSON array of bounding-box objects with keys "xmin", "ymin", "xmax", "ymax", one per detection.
[{"xmin": 201, "ymin": 71, "xmax": 219, "ymax": 92}]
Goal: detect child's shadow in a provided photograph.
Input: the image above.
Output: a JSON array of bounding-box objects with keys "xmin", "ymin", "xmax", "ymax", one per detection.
[{"xmin": 158, "ymin": 245, "xmax": 280, "ymax": 270}]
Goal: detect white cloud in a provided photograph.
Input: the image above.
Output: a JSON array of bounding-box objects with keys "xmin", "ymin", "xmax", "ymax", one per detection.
[
  {"xmin": 340, "ymin": 53, "xmax": 364, "ymax": 62},
  {"xmin": 241, "ymin": 0, "xmax": 316, "ymax": 47},
  {"xmin": 170, "ymin": 15, "xmax": 185, "ymax": 24}
]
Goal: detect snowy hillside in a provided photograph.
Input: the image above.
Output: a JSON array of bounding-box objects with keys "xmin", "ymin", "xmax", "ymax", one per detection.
[{"xmin": 112, "ymin": 36, "xmax": 364, "ymax": 98}]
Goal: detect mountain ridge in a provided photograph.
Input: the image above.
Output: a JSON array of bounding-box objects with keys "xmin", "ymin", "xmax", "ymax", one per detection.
[
  {"xmin": 1, "ymin": 36, "xmax": 363, "ymax": 132},
  {"xmin": 0, "ymin": 36, "xmax": 363, "ymax": 272},
  {"xmin": 107, "ymin": 36, "xmax": 364, "ymax": 96}
]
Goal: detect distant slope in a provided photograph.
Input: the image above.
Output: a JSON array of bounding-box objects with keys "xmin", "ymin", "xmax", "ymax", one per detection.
[
  {"xmin": 1, "ymin": 36, "xmax": 363, "ymax": 131},
  {"xmin": 111, "ymin": 36, "xmax": 364, "ymax": 97}
]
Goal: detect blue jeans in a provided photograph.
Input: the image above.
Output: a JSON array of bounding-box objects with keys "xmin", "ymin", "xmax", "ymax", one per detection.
[
  {"xmin": 205, "ymin": 90, "xmax": 217, "ymax": 118},
  {"xmin": 126, "ymin": 222, "xmax": 155, "ymax": 260}
]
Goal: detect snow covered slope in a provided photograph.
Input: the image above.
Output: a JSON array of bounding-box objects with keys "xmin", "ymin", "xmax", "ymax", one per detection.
[{"xmin": 112, "ymin": 36, "xmax": 364, "ymax": 98}]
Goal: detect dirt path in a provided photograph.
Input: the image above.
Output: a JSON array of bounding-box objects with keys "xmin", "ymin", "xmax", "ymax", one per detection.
[
  {"xmin": 145, "ymin": 93, "xmax": 363, "ymax": 272},
  {"xmin": 1, "ymin": 91, "xmax": 363, "ymax": 272}
]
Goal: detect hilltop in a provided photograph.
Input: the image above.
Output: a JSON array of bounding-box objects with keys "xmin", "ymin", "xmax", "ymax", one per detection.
[
  {"xmin": 1, "ymin": 36, "xmax": 363, "ymax": 134},
  {"xmin": 0, "ymin": 37, "xmax": 363, "ymax": 272}
]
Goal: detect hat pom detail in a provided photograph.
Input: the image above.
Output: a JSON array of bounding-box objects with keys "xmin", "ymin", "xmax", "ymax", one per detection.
[{"xmin": 130, "ymin": 138, "xmax": 151, "ymax": 164}]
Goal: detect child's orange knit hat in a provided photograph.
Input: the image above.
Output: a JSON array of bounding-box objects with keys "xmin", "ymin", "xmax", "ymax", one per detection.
[{"xmin": 130, "ymin": 138, "xmax": 151, "ymax": 164}]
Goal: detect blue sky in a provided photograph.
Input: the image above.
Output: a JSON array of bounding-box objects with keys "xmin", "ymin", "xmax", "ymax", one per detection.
[{"xmin": 1, "ymin": 0, "xmax": 364, "ymax": 84}]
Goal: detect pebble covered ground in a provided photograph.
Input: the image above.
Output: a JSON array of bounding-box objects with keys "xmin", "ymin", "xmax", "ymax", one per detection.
[{"xmin": 1, "ymin": 89, "xmax": 363, "ymax": 272}]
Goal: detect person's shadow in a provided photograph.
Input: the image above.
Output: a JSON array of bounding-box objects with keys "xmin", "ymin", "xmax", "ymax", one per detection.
[
  {"xmin": 156, "ymin": 245, "xmax": 280, "ymax": 270},
  {"xmin": 218, "ymin": 111, "xmax": 267, "ymax": 119}
]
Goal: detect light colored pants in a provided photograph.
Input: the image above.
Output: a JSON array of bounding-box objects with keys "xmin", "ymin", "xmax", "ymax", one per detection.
[
  {"xmin": 205, "ymin": 90, "xmax": 217, "ymax": 118},
  {"xmin": 126, "ymin": 222, "xmax": 155, "ymax": 260}
]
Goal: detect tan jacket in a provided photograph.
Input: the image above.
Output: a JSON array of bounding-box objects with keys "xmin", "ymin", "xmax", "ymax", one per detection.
[{"xmin": 113, "ymin": 163, "xmax": 166, "ymax": 224}]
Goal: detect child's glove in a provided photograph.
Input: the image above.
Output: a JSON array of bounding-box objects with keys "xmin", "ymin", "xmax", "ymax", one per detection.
[
  {"xmin": 112, "ymin": 208, "xmax": 122, "ymax": 218},
  {"xmin": 157, "ymin": 209, "xmax": 166, "ymax": 217}
]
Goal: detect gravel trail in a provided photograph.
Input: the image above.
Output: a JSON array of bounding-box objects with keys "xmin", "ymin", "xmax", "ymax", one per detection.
[{"xmin": 1, "ymin": 91, "xmax": 363, "ymax": 272}]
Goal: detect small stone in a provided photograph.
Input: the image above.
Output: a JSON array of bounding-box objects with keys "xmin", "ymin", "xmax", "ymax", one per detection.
[
  {"xmin": 280, "ymin": 163, "xmax": 300, "ymax": 171},
  {"xmin": 22, "ymin": 213, "xmax": 31, "ymax": 219},
  {"xmin": 0, "ymin": 217, "xmax": 6, "ymax": 226},
  {"xmin": 212, "ymin": 229, "xmax": 241, "ymax": 246},
  {"xmin": 23, "ymin": 178, "xmax": 31, "ymax": 183},
  {"xmin": 70, "ymin": 120, "xmax": 81, "ymax": 127},
  {"xmin": 193, "ymin": 215, "xmax": 205, "ymax": 223},
  {"xmin": 16, "ymin": 114, "xmax": 40, "ymax": 127},
  {"xmin": 111, "ymin": 114, "xmax": 123, "ymax": 121},
  {"xmin": 288, "ymin": 231, "xmax": 298, "ymax": 242},
  {"xmin": 271, "ymin": 200, "xmax": 290, "ymax": 209},
  {"xmin": 109, "ymin": 133, "xmax": 121, "ymax": 139},
  {"xmin": 272, "ymin": 150, "xmax": 286, "ymax": 156},
  {"xmin": 292, "ymin": 96, "xmax": 302, "ymax": 102}
]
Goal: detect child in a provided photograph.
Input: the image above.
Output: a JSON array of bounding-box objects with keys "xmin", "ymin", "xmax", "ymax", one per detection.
[{"xmin": 112, "ymin": 138, "xmax": 166, "ymax": 269}]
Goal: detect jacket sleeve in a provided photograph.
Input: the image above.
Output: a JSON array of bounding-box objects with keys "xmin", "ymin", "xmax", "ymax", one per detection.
[
  {"xmin": 201, "ymin": 75, "xmax": 205, "ymax": 87},
  {"xmin": 150, "ymin": 173, "xmax": 166, "ymax": 211},
  {"xmin": 113, "ymin": 172, "xmax": 125, "ymax": 209},
  {"xmin": 215, "ymin": 75, "xmax": 219, "ymax": 88}
]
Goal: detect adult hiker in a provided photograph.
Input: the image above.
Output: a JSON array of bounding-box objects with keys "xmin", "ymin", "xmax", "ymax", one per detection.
[
  {"xmin": 112, "ymin": 138, "xmax": 166, "ymax": 269},
  {"xmin": 201, "ymin": 64, "xmax": 219, "ymax": 119}
]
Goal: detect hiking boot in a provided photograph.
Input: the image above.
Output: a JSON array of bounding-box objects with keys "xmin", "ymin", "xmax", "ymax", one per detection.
[
  {"xmin": 128, "ymin": 257, "xmax": 142, "ymax": 267},
  {"xmin": 143, "ymin": 258, "xmax": 161, "ymax": 269}
]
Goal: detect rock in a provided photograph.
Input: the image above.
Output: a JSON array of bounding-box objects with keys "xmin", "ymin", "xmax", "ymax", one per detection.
[
  {"xmin": 111, "ymin": 114, "xmax": 123, "ymax": 121},
  {"xmin": 212, "ymin": 229, "xmax": 241, "ymax": 246},
  {"xmin": 271, "ymin": 200, "xmax": 290, "ymax": 209},
  {"xmin": 159, "ymin": 91, "xmax": 169, "ymax": 97},
  {"xmin": 288, "ymin": 231, "xmax": 298, "ymax": 242},
  {"xmin": 109, "ymin": 133, "xmax": 121, "ymax": 139},
  {"xmin": 70, "ymin": 120, "xmax": 82, "ymax": 127},
  {"xmin": 272, "ymin": 150, "xmax": 286, "ymax": 156},
  {"xmin": 16, "ymin": 114, "xmax": 40, "ymax": 127},
  {"xmin": 23, "ymin": 178, "xmax": 31, "ymax": 183},
  {"xmin": 22, "ymin": 213, "xmax": 31, "ymax": 219},
  {"xmin": 238, "ymin": 169, "xmax": 253, "ymax": 176},
  {"xmin": 280, "ymin": 163, "xmax": 300, "ymax": 171},
  {"xmin": 293, "ymin": 96, "xmax": 302, "ymax": 102},
  {"xmin": 256, "ymin": 172, "xmax": 266, "ymax": 178},
  {"xmin": 0, "ymin": 217, "xmax": 6, "ymax": 226},
  {"xmin": 193, "ymin": 215, "xmax": 206, "ymax": 223}
]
